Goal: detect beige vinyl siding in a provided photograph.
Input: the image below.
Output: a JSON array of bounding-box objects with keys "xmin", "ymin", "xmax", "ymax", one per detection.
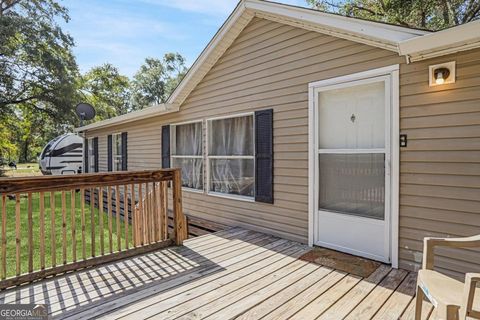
[
  {"xmin": 399, "ymin": 48, "xmax": 480, "ymax": 279},
  {"xmin": 86, "ymin": 17, "xmax": 403, "ymax": 244}
]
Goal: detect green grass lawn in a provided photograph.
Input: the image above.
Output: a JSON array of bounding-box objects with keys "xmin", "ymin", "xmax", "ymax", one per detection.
[
  {"xmin": 3, "ymin": 191, "xmax": 133, "ymax": 278},
  {"xmin": 3, "ymin": 163, "xmax": 41, "ymax": 177}
]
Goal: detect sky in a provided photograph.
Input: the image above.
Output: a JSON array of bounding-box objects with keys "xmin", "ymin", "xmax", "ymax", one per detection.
[{"xmin": 61, "ymin": 0, "xmax": 308, "ymax": 78}]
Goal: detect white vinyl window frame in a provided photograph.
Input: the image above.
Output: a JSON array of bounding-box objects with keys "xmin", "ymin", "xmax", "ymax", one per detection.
[
  {"xmin": 112, "ymin": 132, "xmax": 123, "ymax": 172},
  {"xmin": 170, "ymin": 119, "xmax": 204, "ymax": 193},
  {"xmin": 206, "ymin": 112, "xmax": 255, "ymax": 202},
  {"xmin": 88, "ymin": 137, "xmax": 96, "ymax": 173}
]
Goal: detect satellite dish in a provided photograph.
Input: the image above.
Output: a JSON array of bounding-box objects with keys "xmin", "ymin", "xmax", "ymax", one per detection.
[{"xmin": 75, "ymin": 103, "xmax": 96, "ymax": 126}]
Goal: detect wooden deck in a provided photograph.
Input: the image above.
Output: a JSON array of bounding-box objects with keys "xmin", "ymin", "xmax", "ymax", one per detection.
[{"xmin": 0, "ymin": 228, "xmax": 436, "ymax": 319}]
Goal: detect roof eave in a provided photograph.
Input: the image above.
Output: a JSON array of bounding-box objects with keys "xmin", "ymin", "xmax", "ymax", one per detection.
[
  {"xmin": 75, "ymin": 103, "xmax": 178, "ymax": 133},
  {"xmin": 399, "ymin": 20, "xmax": 480, "ymax": 62}
]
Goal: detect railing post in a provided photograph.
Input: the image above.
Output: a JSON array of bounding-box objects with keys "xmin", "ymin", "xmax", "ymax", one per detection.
[{"xmin": 172, "ymin": 169, "xmax": 186, "ymax": 245}]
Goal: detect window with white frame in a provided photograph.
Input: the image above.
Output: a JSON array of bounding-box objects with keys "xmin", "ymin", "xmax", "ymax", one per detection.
[
  {"xmin": 171, "ymin": 121, "xmax": 203, "ymax": 190},
  {"xmin": 112, "ymin": 133, "xmax": 123, "ymax": 171},
  {"xmin": 207, "ymin": 114, "xmax": 255, "ymax": 199},
  {"xmin": 88, "ymin": 138, "xmax": 96, "ymax": 173}
]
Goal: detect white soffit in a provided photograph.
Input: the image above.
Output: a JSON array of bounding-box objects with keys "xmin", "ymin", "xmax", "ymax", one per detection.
[{"xmin": 399, "ymin": 20, "xmax": 480, "ymax": 62}]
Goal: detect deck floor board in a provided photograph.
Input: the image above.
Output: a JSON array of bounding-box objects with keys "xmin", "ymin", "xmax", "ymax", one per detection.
[{"xmin": 0, "ymin": 228, "xmax": 423, "ymax": 319}]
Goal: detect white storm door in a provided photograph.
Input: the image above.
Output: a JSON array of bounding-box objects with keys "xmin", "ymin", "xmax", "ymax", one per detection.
[{"xmin": 313, "ymin": 76, "xmax": 391, "ymax": 263}]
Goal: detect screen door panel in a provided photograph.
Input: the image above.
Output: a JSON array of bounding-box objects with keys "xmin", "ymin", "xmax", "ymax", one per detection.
[
  {"xmin": 318, "ymin": 153, "xmax": 385, "ymax": 219},
  {"xmin": 318, "ymin": 81, "xmax": 386, "ymax": 220}
]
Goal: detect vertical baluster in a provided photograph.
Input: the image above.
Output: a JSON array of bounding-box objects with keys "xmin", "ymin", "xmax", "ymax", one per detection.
[
  {"xmin": 1, "ymin": 194, "xmax": 6, "ymax": 279},
  {"xmin": 39, "ymin": 192, "xmax": 45, "ymax": 270},
  {"xmin": 62, "ymin": 191, "xmax": 67, "ymax": 264},
  {"xmin": 158, "ymin": 182, "xmax": 163, "ymax": 241},
  {"xmin": 138, "ymin": 184, "xmax": 143, "ymax": 246},
  {"xmin": 80, "ymin": 188, "xmax": 86, "ymax": 260},
  {"xmin": 145, "ymin": 182, "xmax": 150, "ymax": 244},
  {"xmin": 91, "ymin": 188, "xmax": 95, "ymax": 257},
  {"xmin": 108, "ymin": 187, "xmax": 113, "ymax": 253},
  {"xmin": 50, "ymin": 191, "xmax": 56, "ymax": 267},
  {"xmin": 173, "ymin": 169, "xmax": 185, "ymax": 245},
  {"xmin": 150, "ymin": 183, "xmax": 155, "ymax": 242},
  {"xmin": 115, "ymin": 185, "xmax": 121, "ymax": 252},
  {"xmin": 71, "ymin": 190, "xmax": 76, "ymax": 262},
  {"xmin": 28, "ymin": 193, "xmax": 33, "ymax": 273},
  {"xmin": 162, "ymin": 181, "xmax": 168, "ymax": 240},
  {"xmin": 153, "ymin": 182, "xmax": 159, "ymax": 242},
  {"xmin": 124, "ymin": 185, "xmax": 129, "ymax": 250},
  {"xmin": 99, "ymin": 187, "xmax": 104, "ymax": 255},
  {"xmin": 15, "ymin": 193, "xmax": 21, "ymax": 276},
  {"xmin": 131, "ymin": 184, "xmax": 136, "ymax": 247}
]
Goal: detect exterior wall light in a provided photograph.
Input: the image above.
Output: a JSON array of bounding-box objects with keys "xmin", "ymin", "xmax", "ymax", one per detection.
[
  {"xmin": 434, "ymin": 67, "xmax": 450, "ymax": 85},
  {"xmin": 429, "ymin": 61, "xmax": 456, "ymax": 87}
]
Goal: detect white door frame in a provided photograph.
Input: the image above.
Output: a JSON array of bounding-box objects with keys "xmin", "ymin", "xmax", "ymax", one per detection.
[{"xmin": 307, "ymin": 65, "xmax": 400, "ymax": 268}]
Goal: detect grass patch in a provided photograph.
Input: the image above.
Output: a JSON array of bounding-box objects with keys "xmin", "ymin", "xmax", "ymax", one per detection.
[
  {"xmin": 3, "ymin": 163, "xmax": 41, "ymax": 177},
  {"xmin": 3, "ymin": 191, "xmax": 133, "ymax": 278}
]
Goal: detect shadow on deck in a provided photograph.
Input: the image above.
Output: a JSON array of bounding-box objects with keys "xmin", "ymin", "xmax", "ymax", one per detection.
[{"xmin": 0, "ymin": 228, "xmax": 433, "ymax": 319}]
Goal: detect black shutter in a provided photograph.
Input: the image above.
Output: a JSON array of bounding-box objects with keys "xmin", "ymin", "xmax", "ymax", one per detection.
[
  {"xmin": 162, "ymin": 125, "xmax": 170, "ymax": 168},
  {"xmin": 107, "ymin": 134, "xmax": 113, "ymax": 172},
  {"xmin": 83, "ymin": 138, "xmax": 89, "ymax": 173},
  {"xmin": 121, "ymin": 132, "xmax": 128, "ymax": 171},
  {"xmin": 93, "ymin": 137, "xmax": 99, "ymax": 172},
  {"xmin": 255, "ymin": 109, "xmax": 274, "ymax": 204}
]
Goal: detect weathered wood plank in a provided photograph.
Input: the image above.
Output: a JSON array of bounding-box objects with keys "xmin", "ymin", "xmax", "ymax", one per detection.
[
  {"xmin": 39, "ymin": 192, "xmax": 45, "ymax": 270},
  {"xmin": 345, "ymin": 268, "xmax": 409, "ymax": 319},
  {"xmin": 50, "ymin": 191, "xmax": 56, "ymax": 267},
  {"xmin": 132, "ymin": 246, "xmax": 308, "ymax": 319},
  {"xmin": 263, "ymin": 269, "xmax": 345, "ymax": 320},
  {"xmin": 373, "ymin": 272, "xmax": 417, "ymax": 320},
  {"xmin": 115, "ymin": 185, "xmax": 121, "ymax": 251},
  {"xmin": 0, "ymin": 240, "xmax": 172, "ymax": 290},
  {"xmin": 61, "ymin": 191, "xmax": 67, "ymax": 264},
  {"xmin": 200, "ymin": 262, "xmax": 319, "ymax": 319},
  {"xmin": 318, "ymin": 264, "xmax": 391, "ymax": 320},
  {"xmin": 90, "ymin": 188, "xmax": 95, "ymax": 257},
  {"xmin": 107, "ymin": 241, "xmax": 303, "ymax": 320},
  {"xmin": 124, "ymin": 185, "xmax": 129, "ymax": 249},
  {"xmin": 0, "ymin": 170, "xmax": 175, "ymax": 194},
  {"xmin": 80, "ymin": 189, "xmax": 86, "ymax": 260},
  {"xmin": 71, "ymin": 190, "xmax": 76, "ymax": 262},
  {"xmin": 27, "ymin": 193, "xmax": 33, "ymax": 273},
  {"xmin": 293, "ymin": 273, "xmax": 363, "ymax": 319},
  {"xmin": 236, "ymin": 265, "xmax": 333, "ymax": 320},
  {"xmin": 107, "ymin": 187, "xmax": 113, "ymax": 254},
  {"xmin": 0, "ymin": 228, "xmax": 255, "ymax": 305},
  {"xmin": 400, "ymin": 294, "xmax": 434, "ymax": 320},
  {"xmin": 15, "ymin": 194, "xmax": 21, "ymax": 276},
  {"xmin": 41, "ymin": 233, "xmax": 283, "ymax": 318}
]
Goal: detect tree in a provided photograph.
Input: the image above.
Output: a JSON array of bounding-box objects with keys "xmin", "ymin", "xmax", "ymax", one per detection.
[
  {"xmin": 79, "ymin": 64, "xmax": 131, "ymax": 120},
  {"xmin": 0, "ymin": 0, "xmax": 78, "ymax": 121},
  {"xmin": 130, "ymin": 53, "xmax": 187, "ymax": 110},
  {"xmin": 306, "ymin": 0, "xmax": 480, "ymax": 30}
]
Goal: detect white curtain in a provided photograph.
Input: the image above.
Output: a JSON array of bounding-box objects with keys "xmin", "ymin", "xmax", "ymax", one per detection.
[
  {"xmin": 173, "ymin": 122, "xmax": 202, "ymax": 156},
  {"xmin": 318, "ymin": 153, "xmax": 385, "ymax": 219},
  {"xmin": 208, "ymin": 116, "xmax": 254, "ymax": 197},
  {"xmin": 172, "ymin": 122, "xmax": 203, "ymax": 190}
]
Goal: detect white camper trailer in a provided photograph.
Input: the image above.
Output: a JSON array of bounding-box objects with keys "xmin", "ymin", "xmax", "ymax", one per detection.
[{"xmin": 39, "ymin": 133, "xmax": 83, "ymax": 175}]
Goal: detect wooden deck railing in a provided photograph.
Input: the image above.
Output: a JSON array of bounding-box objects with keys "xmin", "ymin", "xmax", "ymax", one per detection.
[{"xmin": 0, "ymin": 169, "xmax": 186, "ymax": 290}]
